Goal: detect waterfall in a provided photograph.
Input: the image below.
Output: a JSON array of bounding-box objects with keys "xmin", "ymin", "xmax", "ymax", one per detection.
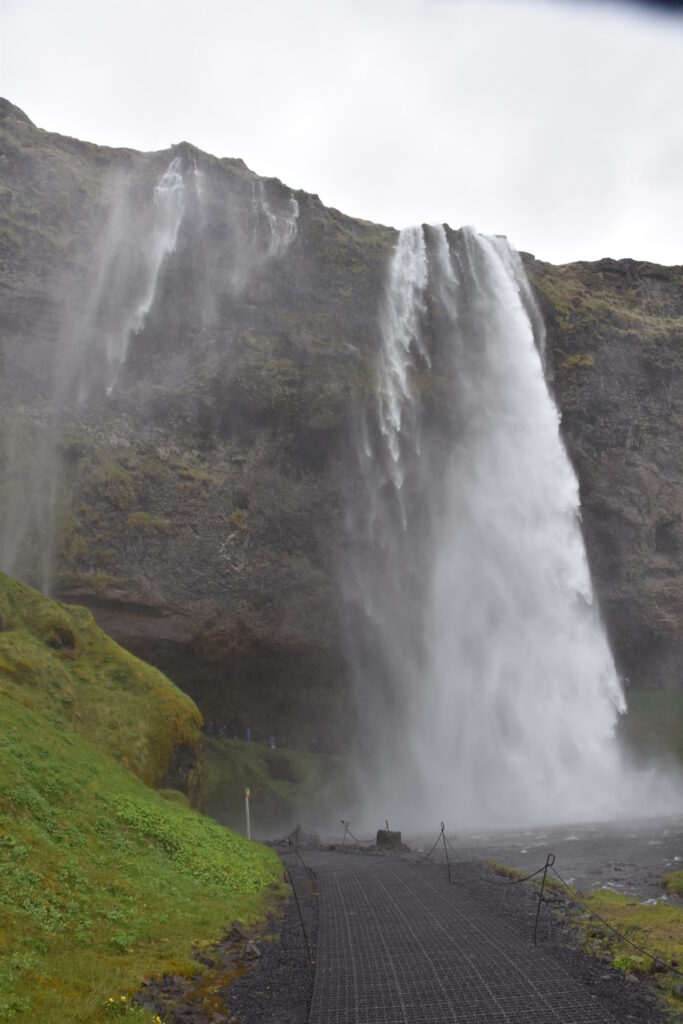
[
  {"xmin": 0, "ymin": 150, "xmax": 300, "ymax": 594},
  {"xmin": 105, "ymin": 155, "xmax": 187, "ymax": 392},
  {"xmin": 377, "ymin": 226, "xmax": 429, "ymax": 487},
  {"xmin": 82, "ymin": 154, "xmax": 189, "ymax": 397},
  {"xmin": 345, "ymin": 223, "xmax": 671, "ymax": 828},
  {"xmin": 252, "ymin": 181, "xmax": 299, "ymax": 257},
  {"xmin": 0, "ymin": 155, "xmax": 192, "ymax": 591}
]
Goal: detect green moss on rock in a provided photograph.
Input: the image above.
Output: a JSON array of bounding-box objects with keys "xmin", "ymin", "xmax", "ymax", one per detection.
[
  {"xmin": 126, "ymin": 511, "xmax": 174, "ymax": 535},
  {"xmin": 0, "ymin": 572, "xmax": 201, "ymax": 795}
]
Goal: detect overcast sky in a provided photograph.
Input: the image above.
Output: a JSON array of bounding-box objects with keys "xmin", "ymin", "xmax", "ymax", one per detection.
[{"xmin": 1, "ymin": 0, "xmax": 681, "ymax": 264}]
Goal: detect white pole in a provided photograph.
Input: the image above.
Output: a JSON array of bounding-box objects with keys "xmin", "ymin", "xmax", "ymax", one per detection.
[{"xmin": 245, "ymin": 787, "xmax": 251, "ymax": 840}]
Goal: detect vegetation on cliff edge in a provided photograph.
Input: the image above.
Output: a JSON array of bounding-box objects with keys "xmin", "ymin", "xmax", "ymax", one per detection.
[{"xmin": 0, "ymin": 572, "xmax": 201, "ymax": 792}]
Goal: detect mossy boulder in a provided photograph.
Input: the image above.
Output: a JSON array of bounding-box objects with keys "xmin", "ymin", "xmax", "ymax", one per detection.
[{"xmin": 0, "ymin": 572, "xmax": 203, "ymax": 801}]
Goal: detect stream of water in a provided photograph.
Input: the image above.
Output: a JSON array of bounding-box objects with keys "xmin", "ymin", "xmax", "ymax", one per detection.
[
  {"xmin": 346, "ymin": 225, "xmax": 680, "ymax": 829},
  {"xmin": 0, "ymin": 154, "xmax": 299, "ymax": 592}
]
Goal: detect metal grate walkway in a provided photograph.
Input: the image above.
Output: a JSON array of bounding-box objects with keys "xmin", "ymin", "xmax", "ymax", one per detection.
[{"xmin": 309, "ymin": 855, "xmax": 616, "ymax": 1024}]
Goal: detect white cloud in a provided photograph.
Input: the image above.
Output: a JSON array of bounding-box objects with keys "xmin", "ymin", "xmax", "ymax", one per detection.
[{"xmin": 1, "ymin": 0, "xmax": 681, "ymax": 263}]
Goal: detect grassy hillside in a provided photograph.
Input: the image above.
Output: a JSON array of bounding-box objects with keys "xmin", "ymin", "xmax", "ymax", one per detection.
[
  {"xmin": 0, "ymin": 575, "xmax": 285, "ymax": 1022},
  {"xmin": 0, "ymin": 572, "xmax": 202, "ymax": 796},
  {"xmin": 203, "ymin": 735, "xmax": 354, "ymax": 835},
  {"xmin": 0, "ymin": 695, "xmax": 283, "ymax": 1022}
]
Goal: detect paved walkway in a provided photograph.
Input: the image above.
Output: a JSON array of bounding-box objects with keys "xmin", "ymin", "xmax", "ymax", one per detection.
[{"xmin": 306, "ymin": 852, "xmax": 616, "ymax": 1024}]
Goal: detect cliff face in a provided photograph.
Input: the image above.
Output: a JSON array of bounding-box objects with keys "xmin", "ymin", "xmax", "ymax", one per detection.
[
  {"xmin": 0, "ymin": 100, "xmax": 680, "ymax": 749},
  {"xmin": 526, "ymin": 257, "xmax": 682, "ymax": 687},
  {"xmin": 0, "ymin": 98, "xmax": 394, "ymax": 748}
]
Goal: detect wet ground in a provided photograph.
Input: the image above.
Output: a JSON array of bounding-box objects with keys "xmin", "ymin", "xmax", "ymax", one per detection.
[{"xmin": 423, "ymin": 814, "xmax": 683, "ymax": 901}]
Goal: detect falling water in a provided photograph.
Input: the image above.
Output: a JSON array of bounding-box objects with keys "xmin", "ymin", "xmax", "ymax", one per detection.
[
  {"xmin": 105, "ymin": 155, "xmax": 186, "ymax": 392},
  {"xmin": 0, "ymin": 155, "xmax": 191, "ymax": 590},
  {"xmin": 78, "ymin": 154, "xmax": 189, "ymax": 398},
  {"xmin": 347, "ymin": 224, "xmax": 677, "ymax": 828},
  {"xmin": 252, "ymin": 181, "xmax": 300, "ymax": 257},
  {"xmin": 0, "ymin": 148, "xmax": 303, "ymax": 593}
]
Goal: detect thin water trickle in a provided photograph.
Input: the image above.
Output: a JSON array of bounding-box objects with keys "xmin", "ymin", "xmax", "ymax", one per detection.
[
  {"xmin": 346, "ymin": 224, "xmax": 680, "ymax": 829},
  {"xmin": 0, "ymin": 154, "xmax": 300, "ymax": 593},
  {"xmin": 104, "ymin": 154, "xmax": 187, "ymax": 392},
  {"xmin": 252, "ymin": 181, "xmax": 299, "ymax": 257},
  {"xmin": 0, "ymin": 155, "xmax": 191, "ymax": 590}
]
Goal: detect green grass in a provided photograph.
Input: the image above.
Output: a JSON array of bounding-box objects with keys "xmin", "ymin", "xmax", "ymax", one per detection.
[
  {"xmin": 485, "ymin": 860, "xmax": 526, "ymax": 880},
  {"xmin": 491, "ymin": 851, "xmax": 683, "ymax": 1018},
  {"xmin": 203, "ymin": 736, "xmax": 353, "ymax": 835},
  {"xmin": 618, "ymin": 689, "xmax": 683, "ymax": 766},
  {"xmin": 529, "ymin": 261, "xmax": 683, "ymax": 347},
  {"xmin": 126, "ymin": 511, "xmax": 174, "ymax": 535},
  {"xmin": 0, "ymin": 693, "xmax": 284, "ymax": 1023},
  {"xmin": 661, "ymin": 871, "xmax": 683, "ymax": 897},
  {"xmin": 0, "ymin": 572, "xmax": 202, "ymax": 792},
  {"xmin": 571, "ymin": 888, "xmax": 683, "ymax": 1018},
  {"xmin": 562, "ymin": 353, "xmax": 595, "ymax": 369}
]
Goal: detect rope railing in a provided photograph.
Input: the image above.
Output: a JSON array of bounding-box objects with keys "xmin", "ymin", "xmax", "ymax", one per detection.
[
  {"xmin": 411, "ymin": 825, "xmax": 445, "ymax": 866},
  {"xmin": 409, "ymin": 822, "xmax": 682, "ymax": 978},
  {"xmin": 285, "ymin": 825, "xmax": 317, "ymax": 891},
  {"xmin": 410, "ymin": 825, "xmax": 533, "ymax": 884},
  {"xmin": 443, "ymin": 833, "xmax": 549, "ymax": 887},
  {"xmin": 283, "ymin": 868, "xmax": 315, "ymax": 967},
  {"xmin": 340, "ymin": 819, "xmax": 374, "ymax": 849},
  {"xmin": 533, "ymin": 854, "xmax": 555, "ymax": 945},
  {"xmin": 277, "ymin": 816, "xmax": 682, "ymax": 980}
]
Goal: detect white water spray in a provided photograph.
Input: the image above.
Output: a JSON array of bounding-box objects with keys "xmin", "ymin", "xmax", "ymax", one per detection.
[
  {"xmin": 102, "ymin": 156, "xmax": 187, "ymax": 393},
  {"xmin": 377, "ymin": 227, "xmax": 429, "ymax": 488},
  {"xmin": 347, "ymin": 224, "xmax": 679, "ymax": 828},
  {"xmin": 0, "ymin": 155, "xmax": 191, "ymax": 590},
  {"xmin": 252, "ymin": 181, "xmax": 299, "ymax": 257}
]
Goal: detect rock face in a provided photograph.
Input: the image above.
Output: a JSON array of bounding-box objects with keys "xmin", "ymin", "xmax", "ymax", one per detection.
[
  {"xmin": 526, "ymin": 257, "xmax": 682, "ymax": 687},
  {"xmin": 0, "ymin": 101, "xmax": 680, "ymax": 751}
]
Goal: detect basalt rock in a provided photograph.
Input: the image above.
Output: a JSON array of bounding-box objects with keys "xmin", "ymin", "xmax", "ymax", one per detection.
[
  {"xmin": 524, "ymin": 255, "xmax": 683, "ymax": 687},
  {"xmin": 0, "ymin": 101, "xmax": 680, "ymax": 754}
]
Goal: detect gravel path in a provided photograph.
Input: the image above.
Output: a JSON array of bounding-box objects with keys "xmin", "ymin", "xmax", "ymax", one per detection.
[{"xmin": 306, "ymin": 850, "xmax": 668, "ymax": 1024}]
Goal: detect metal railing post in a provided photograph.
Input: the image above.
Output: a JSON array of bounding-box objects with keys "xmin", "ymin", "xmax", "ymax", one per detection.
[{"xmin": 533, "ymin": 854, "xmax": 555, "ymax": 946}]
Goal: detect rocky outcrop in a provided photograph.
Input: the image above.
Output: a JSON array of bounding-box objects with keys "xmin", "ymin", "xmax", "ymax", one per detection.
[{"xmin": 0, "ymin": 101, "xmax": 680, "ymax": 754}]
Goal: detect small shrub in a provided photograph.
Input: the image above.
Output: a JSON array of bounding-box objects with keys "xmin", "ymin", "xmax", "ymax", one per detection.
[
  {"xmin": 33, "ymin": 610, "xmax": 77, "ymax": 652},
  {"xmin": 563, "ymin": 353, "xmax": 595, "ymax": 369},
  {"xmin": 613, "ymin": 953, "xmax": 652, "ymax": 974},
  {"xmin": 228, "ymin": 508, "xmax": 248, "ymax": 531},
  {"xmin": 91, "ymin": 463, "xmax": 136, "ymax": 510},
  {"xmin": 126, "ymin": 511, "xmax": 174, "ymax": 535}
]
